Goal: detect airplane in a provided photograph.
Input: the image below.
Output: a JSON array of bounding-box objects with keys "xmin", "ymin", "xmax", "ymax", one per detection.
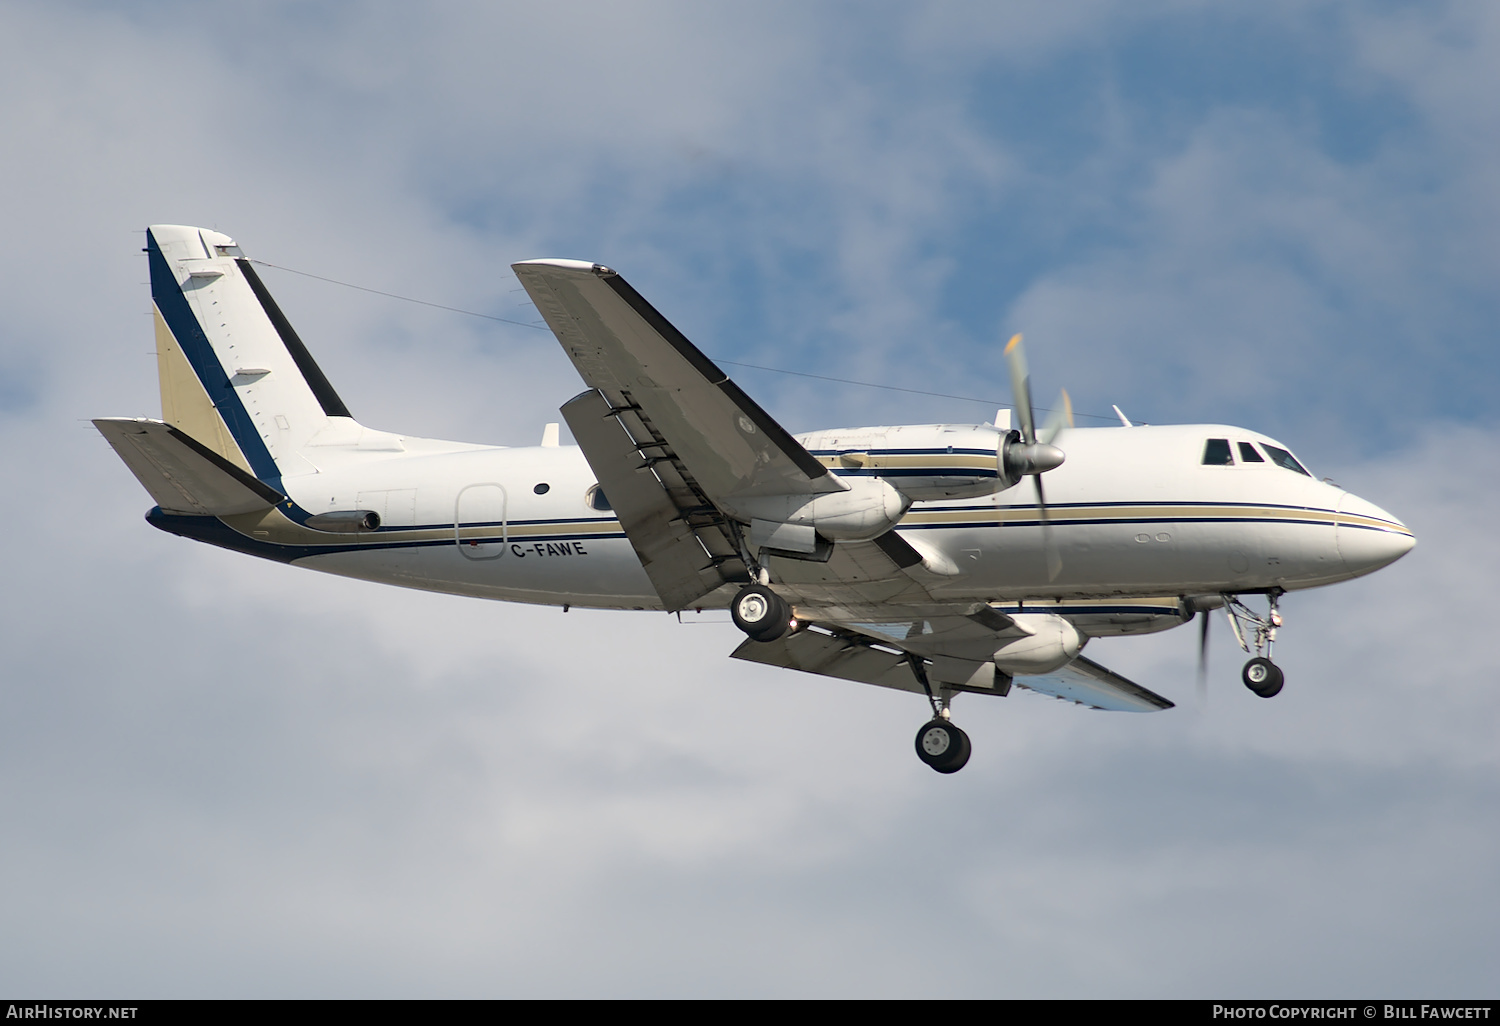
[{"xmin": 95, "ymin": 224, "xmax": 1416, "ymax": 774}]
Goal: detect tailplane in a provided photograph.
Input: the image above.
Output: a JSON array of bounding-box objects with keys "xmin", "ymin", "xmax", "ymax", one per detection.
[{"xmin": 93, "ymin": 418, "xmax": 285, "ymax": 516}]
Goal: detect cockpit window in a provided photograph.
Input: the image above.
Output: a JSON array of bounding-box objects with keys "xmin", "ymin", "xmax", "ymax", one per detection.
[
  {"xmin": 1261, "ymin": 445, "xmax": 1310, "ymax": 476},
  {"xmin": 1202, "ymin": 438, "xmax": 1234, "ymax": 465},
  {"xmin": 1238, "ymin": 442, "xmax": 1265, "ymax": 463}
]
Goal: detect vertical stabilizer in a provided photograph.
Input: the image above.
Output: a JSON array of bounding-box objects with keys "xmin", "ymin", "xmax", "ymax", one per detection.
[{"xmin": 146, "ymin": 224, "xmax": 356, "ymax": 487}]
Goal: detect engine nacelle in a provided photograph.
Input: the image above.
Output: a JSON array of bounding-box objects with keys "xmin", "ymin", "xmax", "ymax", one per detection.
[
  {"xmin": 730, "ymin": 476, "xmax": 910, "ymax": 549},
  {"xmin": 795, "ymin": 423, "xmax": 1028, "ymax": 501},
  {"xmin": 992, "ymin": 613, "xmax": 1083, "ymax": 675}
]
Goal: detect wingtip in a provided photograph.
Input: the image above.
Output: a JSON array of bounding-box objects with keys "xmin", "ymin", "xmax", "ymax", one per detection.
[{"xmin": 511, "ymin": 258, "xmax": 617, "ymax": 277}]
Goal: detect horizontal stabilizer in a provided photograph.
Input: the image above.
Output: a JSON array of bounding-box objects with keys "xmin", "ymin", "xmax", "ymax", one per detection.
[{"xmin": 94, "ymin": 418, "xmax": 284, "ymax": 516}]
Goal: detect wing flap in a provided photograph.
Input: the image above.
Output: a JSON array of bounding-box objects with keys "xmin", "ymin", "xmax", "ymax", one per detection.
[
  {"xmin": 94, "ymin": 417, "xmax": 284, "ymax": 516},
  {"xmin": 561, "ymin": 390, "xmax": 744, "ymax": 611},
  {"xmin": 730, "ymin": 628, "xmax": 925, "ymax": 695},
  {"xmin": 515, "ymin": 260, "xmax": 840, "ymax": 503}
]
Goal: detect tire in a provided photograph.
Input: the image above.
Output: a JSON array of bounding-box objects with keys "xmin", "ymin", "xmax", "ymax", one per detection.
[
  {"xmin": 1242, "ymin": 657, "xmax": 1285, "ymax": 698},
  {"xmin": 915, "ymin": 720, "xmax": 971, "ymax": 773},
  {"xmin": 730, "ymin": 584, "xmax": 790, "ymax": 642}
]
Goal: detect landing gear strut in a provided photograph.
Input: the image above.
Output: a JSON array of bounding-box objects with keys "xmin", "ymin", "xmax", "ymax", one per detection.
[
  {"xmin": 1224, "ymin": 590, "xmax": 1286, "ymax": 698},
  {"xmin": 907, "ymin": 655, "xmax": 972, "ymax": 773}
]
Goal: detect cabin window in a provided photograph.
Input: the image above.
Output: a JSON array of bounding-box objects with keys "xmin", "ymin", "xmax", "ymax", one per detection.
[
  {"xmin": 1202, "ymin": 438, "xmax": 1234, "ymax": 465},
  {"xmin": 533, "ymin": 483, "xmax": 550, "ymax": 495},
  {"xmin": 1238, "ymin": 442, "xmax": 1266, "ymax": 463},
  {"xmin": 586, "ymin": 485, "xmax": 613, "ymax": 511},
  {"xmin": 1262, "ymin": 445, "xmax": 1311, "ymax": 476}
]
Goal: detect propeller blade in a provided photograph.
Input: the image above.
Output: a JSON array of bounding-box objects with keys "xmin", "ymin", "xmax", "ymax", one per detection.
[
  {"xmin": 1004, "ymin": 333, "xmax": 1036, "ymax": 444},
  {"xmin": 1035, "ymin": 475, "xmax": 1062, "ymax": 581},
  {"xmin": 1197, "ymin": 609, "xmax": 1210, "ymax": 701},
  {"xmin": 1040, "ymin": 388, "xmax": 1073, "ymax": 445},
  {"xmin": 1007, "ymin": 332, "xmax": 1062, "ymax": 581}
]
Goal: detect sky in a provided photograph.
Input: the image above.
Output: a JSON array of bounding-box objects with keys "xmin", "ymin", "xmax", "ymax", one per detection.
[{"xmin": 1, "ymin": 0, "xmax": 1496, "ymax": 998}]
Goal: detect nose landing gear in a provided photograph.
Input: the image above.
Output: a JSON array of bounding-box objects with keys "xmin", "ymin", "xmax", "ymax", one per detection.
[
  {"xmin": 1241, "ymin": 656, "xmax": 1284, "ymax": 698},
  {"xmin": 1224, "ymin": 590, "xmax": 1286, "ymax": 698}
]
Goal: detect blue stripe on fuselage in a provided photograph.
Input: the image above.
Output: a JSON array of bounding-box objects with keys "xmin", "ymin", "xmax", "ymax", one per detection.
[{"xmin": 146, "ymin": 508, "xmax": 628, "ymax": 563}]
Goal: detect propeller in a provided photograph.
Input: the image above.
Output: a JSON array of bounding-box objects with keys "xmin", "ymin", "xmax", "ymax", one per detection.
[
  {"xmin": 1002, "ymin": 334, "xmax": 1069, "ymax": 580},
  {"xmin": 1186, "ymin": 594, "xmax": 1227, "ymax": 706},
  {"xmin": 1197, "ymin": 609, "xmax": 1211, "ymax": 703}
]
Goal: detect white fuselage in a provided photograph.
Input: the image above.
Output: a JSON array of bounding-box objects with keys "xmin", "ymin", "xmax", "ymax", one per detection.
[{"xmin": 199, "ymin": 419, "xmax": 1410, "ymax": 622}]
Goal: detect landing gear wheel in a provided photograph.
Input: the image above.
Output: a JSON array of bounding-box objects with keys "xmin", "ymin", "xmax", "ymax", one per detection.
[
  {"xmin": 915, "ymin": 720, "xmax": 971, "ymax": 774},
  {"xmin": 730, "ymin": 584, "xmax": 791, "ymax": 642},
  {"xmin": 1242, "ymin": 657, "xmax": 1285, "ymax": 698}
]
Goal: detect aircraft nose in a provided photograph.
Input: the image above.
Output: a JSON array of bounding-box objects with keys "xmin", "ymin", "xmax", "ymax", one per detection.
[{"xmin": 1336, "ymin": 491, "xmax": 1415, "ymax": 576}]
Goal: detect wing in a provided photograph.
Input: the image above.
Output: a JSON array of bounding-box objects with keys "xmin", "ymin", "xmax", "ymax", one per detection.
[
  {"xmin": 514, "ymin": 260, "xmax": 843, "ymax": 502},
  {"xmin": 523, "ymin": 260, "xmax": 931, "ymax": 611},
  {"xmin": 731, "ymin": 623, "xmax": 1174, "ymax": 712}
]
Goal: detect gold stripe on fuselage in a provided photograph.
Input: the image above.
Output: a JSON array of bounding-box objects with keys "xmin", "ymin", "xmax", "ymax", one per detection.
[
  {"xmin": 899, "ymin": 502, "xmax": 1412, "ymax": 535},
  {"xmin": 815, "ymin": 452, "xmax": 998, "ymax": 473},
  {"xmin": 220, "ymin": 505, "xmax": 625, "ymax": 547}
]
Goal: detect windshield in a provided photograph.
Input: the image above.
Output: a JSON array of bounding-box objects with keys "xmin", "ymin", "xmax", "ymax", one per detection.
[{"xmin": 1261, "ymin": 444, "xmax": 1310, "ymax": 476}]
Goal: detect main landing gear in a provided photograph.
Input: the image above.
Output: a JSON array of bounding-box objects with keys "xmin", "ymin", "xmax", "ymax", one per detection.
[
  {"xmin": 907, "ymin": 655, "xmax": 971, "ymax": 774},
  {"xmin": 728, "ymin": 580, "xmax": 972, "ymax": 774},
  {"xmin": 1224, "ymin": 590, "xmax": 1286, "ymax": 698},
  {"xmin": 730, "ymin": 584, "xmax": 792, "ymax": 643},
  {"xmin": 915, "ymin": 717, "xmax": 971, "ymax": 774}
]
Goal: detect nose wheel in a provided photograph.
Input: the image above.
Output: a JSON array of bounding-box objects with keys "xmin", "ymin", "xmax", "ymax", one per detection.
[
  {"xmin": 1241, "ymin": 657, "xmax": 1284, "ymax": 698},
  {"xmin": 1224, "ymin": 590, "xmax": 1287, "ymax": 698}
]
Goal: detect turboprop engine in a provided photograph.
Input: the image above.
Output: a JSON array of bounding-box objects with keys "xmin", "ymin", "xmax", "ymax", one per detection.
[
  {"xmin": 992, "ymin": 613, "xmax": 1083, "ymax": 675},
  {"xmin": 739, "ymin": 336, "xmax": 1070, "ymax": 565},
  {"xmin": 927, "ymin": 612, "xmax": 1085, "ymax": 691},
  {"xmin": 795, "ymin": 423, "xmax": 1035, "ymax": 502},
  {"xmin": 733, "ymin": 420, "xmax": 1069, "ymax": 557}
]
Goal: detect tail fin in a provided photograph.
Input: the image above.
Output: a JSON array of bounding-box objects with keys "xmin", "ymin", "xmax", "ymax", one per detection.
[{"xmin": 146, "ymin": 224, "xmax": 356, "ymax": 487}]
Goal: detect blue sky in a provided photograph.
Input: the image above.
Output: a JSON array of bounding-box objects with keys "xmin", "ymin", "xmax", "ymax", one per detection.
[{"xmin": 0, "ymin": 1, "xmax": 1495, "ymax": 997}]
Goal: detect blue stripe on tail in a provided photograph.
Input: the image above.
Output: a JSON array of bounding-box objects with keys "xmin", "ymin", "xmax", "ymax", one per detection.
[{"xmin": 146, "ymin": 229, "xmax": 283, "ymax": 490}]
